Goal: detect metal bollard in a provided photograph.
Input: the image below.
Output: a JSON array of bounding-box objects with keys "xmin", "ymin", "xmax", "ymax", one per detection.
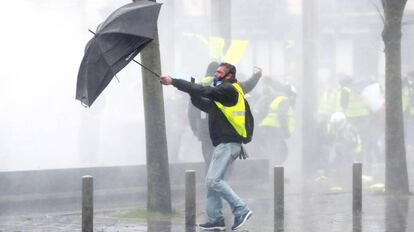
[
  {"xmin": 185, "ymin": 170, "xmax": 196, "ymax": 232},
  {"xmin": 82, "ymin": 175, "xmax": 93, "ymax": 232},
  {"xmin": 274, "ymin": 166, "xmax": 284, "ymax": 232},
  {"xmin": 352, "ymin": 163, "xmax": 362, "ymax": 232}
]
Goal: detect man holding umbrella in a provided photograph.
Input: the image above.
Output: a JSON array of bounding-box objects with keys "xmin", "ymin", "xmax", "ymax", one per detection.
[{"xmin": 159, "ymin": 62, "xmax": 252, "ymax": 231}]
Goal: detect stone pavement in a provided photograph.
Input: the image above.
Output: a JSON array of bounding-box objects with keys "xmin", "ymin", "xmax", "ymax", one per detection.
[
  {"xmin": 0, "ymin": 213, "xmax": 148, "ymax": 232},
  {"xmin": 1, "ymin": 171, "xmax": 414, "ymax": 232},
  {"xmin": 0, "ymin": 191, "xmax": 408, "ymax": 232}
]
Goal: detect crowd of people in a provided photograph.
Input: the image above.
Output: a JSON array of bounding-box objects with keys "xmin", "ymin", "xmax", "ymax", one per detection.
[
  {"xmin": 160, "ymin": 61, "xmax": 414, "ymax": 230},
  {"xmin": 314, "ymin": 72, "xmax": 414, "ymax": 191},
  {"xmin": 186, "ymin": 62, "xmax": 298, "ymax": 169}
]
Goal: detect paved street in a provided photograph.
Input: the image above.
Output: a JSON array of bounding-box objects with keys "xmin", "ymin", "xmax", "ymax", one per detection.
[{"xmin": 1, "ymin": 175, "xmax": 413, "ymax": 232}]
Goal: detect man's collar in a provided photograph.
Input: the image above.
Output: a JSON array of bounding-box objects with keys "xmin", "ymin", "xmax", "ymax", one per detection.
[{"xmin": 226, "ymin": 78, "xmax": 237, "ymax": 83}]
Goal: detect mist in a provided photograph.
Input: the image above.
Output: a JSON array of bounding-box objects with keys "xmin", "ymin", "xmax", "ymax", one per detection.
[
  {"xmin": 0, "ymin": 1, "xmax": 413, "ymax": 180},
  {"xmin": 0, "ymin": 0, "xmax": 412, "ymax": 173},
  {"xmin": 1, "ymin": 0, "xmax": 414, "ymax": 231}
]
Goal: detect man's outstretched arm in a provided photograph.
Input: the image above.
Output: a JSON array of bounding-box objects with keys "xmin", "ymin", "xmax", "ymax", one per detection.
[
  {"xmin": 239, "ymin": 67, "xmax": 262, "ymax": 94},
  {"xmin": 159, "ymin": 75, "xmax": 238, "ymax": 106}
]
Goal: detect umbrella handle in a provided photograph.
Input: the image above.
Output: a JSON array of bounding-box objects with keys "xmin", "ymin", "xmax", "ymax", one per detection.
[{"xmin": 131, "ymin": 59, "xmax": 160, "ymax": 77}]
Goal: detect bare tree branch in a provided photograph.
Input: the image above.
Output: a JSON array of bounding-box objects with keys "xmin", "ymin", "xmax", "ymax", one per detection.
[{"xmin": 369, "ymin": 0, "xmax": 385, "ymax": 23}]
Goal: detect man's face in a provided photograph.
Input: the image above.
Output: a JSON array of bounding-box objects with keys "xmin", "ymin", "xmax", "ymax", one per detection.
[
  {"xmin": 214, "ymin": 66, "xmax": 226, "ymax": 79},
  {"xmin": 214, "ymin": 66, "xmax": 228, "ymax": 79}
]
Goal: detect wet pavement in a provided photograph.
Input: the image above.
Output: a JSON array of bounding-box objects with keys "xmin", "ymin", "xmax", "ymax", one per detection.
[
  {"xmin": 1, "ymin": 174, "xmax": 413, "ymax": 232},
  {"xmin": 0, "ymin": 213, "xmax": 148, "ymax": 232}
]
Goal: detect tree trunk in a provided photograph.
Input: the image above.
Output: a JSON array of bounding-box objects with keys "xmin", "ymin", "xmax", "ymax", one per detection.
[
  {"xmin": 382, "ymin": 0, "xmax": 409, "ymax": 194},
  {"xmin": 138, "ymin": 0, "xmax": 172, "ymax": 214}
]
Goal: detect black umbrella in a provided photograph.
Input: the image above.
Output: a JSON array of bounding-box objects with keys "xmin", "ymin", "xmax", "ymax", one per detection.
[{"xmin": 76, "ymin": 0, "xmax": 162, "ymax": 107}]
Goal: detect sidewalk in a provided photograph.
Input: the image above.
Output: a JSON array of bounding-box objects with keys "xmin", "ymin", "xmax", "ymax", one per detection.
[
  {"xmin": 1, "ymin": 175, "xmax": 413, "ymax": 232},
  {"xmin": 0, "ymin": 213, "xmax": 148, "ymax": 232}
]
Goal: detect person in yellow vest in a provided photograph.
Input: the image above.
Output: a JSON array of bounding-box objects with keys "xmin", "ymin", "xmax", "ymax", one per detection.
[
  {"xmin": 188, "ymin": 62, "xmax": 262, "ymax": 168},
  {"xmin": 326, "ymin": 112, "xmax": 362, "ymax": 191},
  {"xmin": 187, "ymin": 61, "xmax": 219, "ymax": 165},
  {"xmin": 258, "ymin": 81, "xmax": 296, "ymax": 166},
  {"xmin": 338, "ymin": 75, "xmax": 376, "ymax": 171},
  {"xmin": 159, "ymin": 63, "xmax": 253, "ymax": 231},
  {"xmin": 339, "ymin": 75, "xmax": 371, "ymax": 126},
  {"xmin": 315, "ymin": 76, "xmax": 341, "ymax": 177}
]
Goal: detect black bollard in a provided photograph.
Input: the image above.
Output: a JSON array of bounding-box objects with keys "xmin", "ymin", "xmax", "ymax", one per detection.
[
  {"xmin": 185, "ymin": 170, "xmax": 196, "ymax": 232},
  {"xmin": 352, "ymin": 163, "xmax": 362, "ymax": 232},
  {"xmin": 82, "ymin": 175, "xmax": 93, "ymax": 232},
  {"xmin": 274, "ymin": 166, "xmax": 284, "ymax": 232}
]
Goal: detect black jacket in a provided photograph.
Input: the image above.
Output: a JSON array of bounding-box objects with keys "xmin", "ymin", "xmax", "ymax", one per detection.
[
  {"xmin": 187, "ymin": 73, "xmax": 261, "ymax": 141},
  {"xmin": 172, "ymin": 78, "xmax": 244, "ymax": 146}
]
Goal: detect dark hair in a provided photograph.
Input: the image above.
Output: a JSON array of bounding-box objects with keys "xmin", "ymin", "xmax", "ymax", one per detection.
[
  {"xmin": 205, "ymin": 61, "xmax": 219, "ymax": 76},
  {"xmin": 219, "ymin": 62, "xmax": 237, "ymax": 78}
]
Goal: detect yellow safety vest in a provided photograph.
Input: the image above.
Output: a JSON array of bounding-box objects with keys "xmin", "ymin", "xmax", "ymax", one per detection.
[
  {"xmin": 342, "ymin": 87, "xmax": 370, "ymax": 117},
  {"xmin": 318, "ymin": 88, "xmax": 341, "ymax": 116},
  {"xmin": 214, "ymin": 83, "xmax": 247, "ymax": 138},
  {"xmin": 201, "ymin": 76, "xmax": 214, "ymax": 86},
  {"xmin": 260, "ymin": 96, "xmax": 295, "ymax": 133}
]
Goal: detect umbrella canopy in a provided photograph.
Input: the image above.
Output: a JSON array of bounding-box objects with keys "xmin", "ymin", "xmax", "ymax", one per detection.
[{"xmin": 76, "ymin": 0, "xmax": 162, "ymax": 107}]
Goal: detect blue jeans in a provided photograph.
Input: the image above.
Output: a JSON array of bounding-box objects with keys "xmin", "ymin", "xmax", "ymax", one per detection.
[{"xmin": 206, "ymin": 143, "xmax": 249, "ymax": 222}]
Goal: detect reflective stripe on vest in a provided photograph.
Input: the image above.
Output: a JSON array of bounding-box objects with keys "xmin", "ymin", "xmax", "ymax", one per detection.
[
  {"xmin": 260, "ymin": 96, "xmax": 295, "ymax": 133},
  {"xmin": 342, "ymin": 87, "xmax": 370, "ymax": 117},
  {"xmin": 214, "ymin": 83, "xmax": 247, "ymax": 138}
]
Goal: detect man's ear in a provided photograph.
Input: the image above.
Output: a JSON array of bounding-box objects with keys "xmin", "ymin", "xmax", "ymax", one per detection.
[{"xmin": 224, "ymin": 73, "xmax": 233, "ymax": 80}]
